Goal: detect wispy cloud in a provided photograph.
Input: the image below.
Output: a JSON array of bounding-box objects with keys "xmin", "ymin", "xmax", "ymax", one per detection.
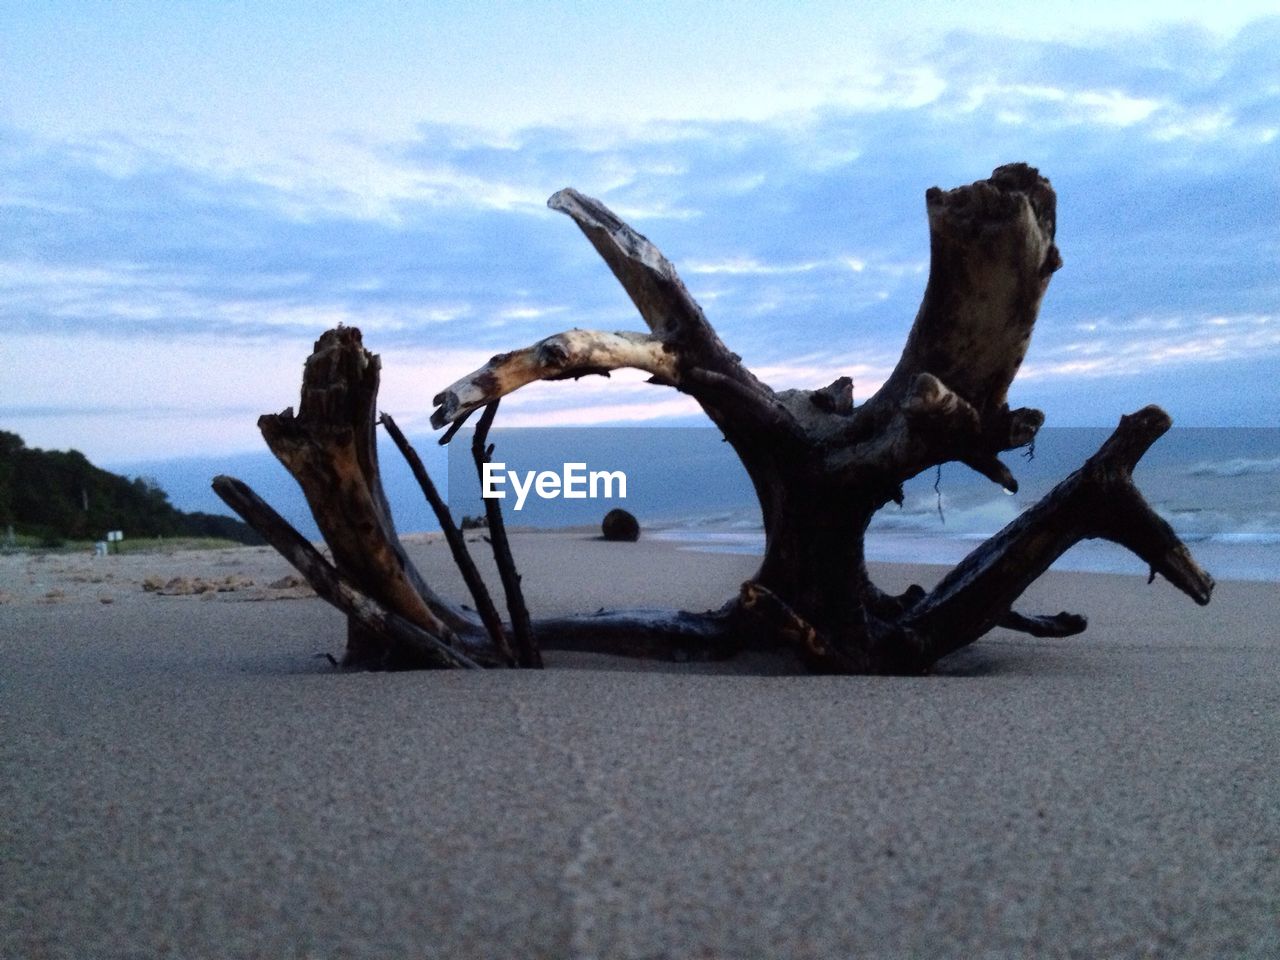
[
  {"xmin": 2, "ymin": 18, "xmax": 1278, "ymax": 459},
  {"xmin": 686, "ymin": 256, "xmax": 859, "ymax": 276},
  {"xmin": 1022, "ymin": 314, "xmax": 1280, "ymax": 380}
]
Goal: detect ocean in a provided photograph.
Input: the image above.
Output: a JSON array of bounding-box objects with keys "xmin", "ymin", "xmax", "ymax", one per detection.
[
  {"xmin": 445, "ymin": 427, "xmax": 1280, "ymax": 583},
  {"xmin": 113, "ymin": 426, "xmax": 1280, "ymax": 583}
]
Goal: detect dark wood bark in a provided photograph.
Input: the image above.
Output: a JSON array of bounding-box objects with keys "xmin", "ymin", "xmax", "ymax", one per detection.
[
  {"xmin": 215, "ymin": 164, "xmax": 1214, "ymax": 674},
  {"xmin": 535, "ymin": 606, "xmax": 741, "ymax": 661},
  {"xmin": 470, "ymin": 402, "xmax": 541, "ymax": 668},
  {"xmin": 211, "ymin": 475, "xmax": 483, "ymax": 669},
  {"xmin": 248, "ymin": 327, "xmax": 489, "ymax": 667},
  {"xmin": 379, "ymin": 412, "xmax": 511, "ymax": 660}
]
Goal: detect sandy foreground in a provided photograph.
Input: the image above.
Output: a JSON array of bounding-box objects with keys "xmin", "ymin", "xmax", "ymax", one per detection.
[{"xmin": 2, "ymin": 531, "xmax": 1278, "ymax": 959}]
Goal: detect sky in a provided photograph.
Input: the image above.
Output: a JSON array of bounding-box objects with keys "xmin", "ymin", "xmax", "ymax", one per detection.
[{"xmin": 2, "ymin": 1, "xmax": 1278, "ymax": 466}]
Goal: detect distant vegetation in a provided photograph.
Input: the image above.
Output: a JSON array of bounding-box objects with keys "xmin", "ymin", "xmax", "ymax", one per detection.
[{"xmin": 0, "ymin": 431, "xmax": 263, "ymax": 548}]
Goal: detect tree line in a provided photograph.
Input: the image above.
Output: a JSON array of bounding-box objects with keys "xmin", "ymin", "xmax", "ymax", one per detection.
[{"xmin": 0, "ymin": 431, "xmax": 262, "ymax": 547}]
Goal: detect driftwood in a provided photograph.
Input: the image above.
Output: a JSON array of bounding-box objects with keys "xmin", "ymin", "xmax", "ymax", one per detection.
[{"xmin": 213, "ymin": 163, "xmax": 1213, "ymax": 674}]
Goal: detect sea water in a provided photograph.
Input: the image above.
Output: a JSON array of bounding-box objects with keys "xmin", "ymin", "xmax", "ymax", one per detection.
[
  {"xmin": 446, "ymin": 427, "xmax": 1280, "ymax": 583},
  {"xmin": 113, "ymin": 425, "xmax": 1279, "ymax": 583}
]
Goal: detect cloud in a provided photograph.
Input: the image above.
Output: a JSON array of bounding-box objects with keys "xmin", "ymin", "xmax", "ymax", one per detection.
[
  {"xmin": 2, "ymin": 18, "xmax": 1278, "ymax": 461},
  {"xmin": 685, "ymin": 256, "xmax": 862, "ymax": 276},
  {"xmin": 0, "ymin": 331, "xmax": 498, "ymax": 460},
  {"xmin": 1022, "ymin": 313, "xmax": 1280, "ymax": 379}
]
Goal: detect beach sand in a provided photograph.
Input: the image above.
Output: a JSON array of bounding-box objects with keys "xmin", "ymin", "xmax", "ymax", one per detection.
[{"xmin": 2, "ymin": 532, "xmax": 1277, "ymax": 959}]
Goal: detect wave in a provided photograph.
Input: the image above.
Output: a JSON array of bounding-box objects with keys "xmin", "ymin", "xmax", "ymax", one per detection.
[
  {"xmin": 652, "ymin": 493, "xmax": 1280, "ymax": 580},
  {"xmin": 652, "ymin": 526, "xmax": 1280, "ymax": 581},
  {"xmin": 870, "ymin": 495, "xmax": 1021, "ymax": 537},
  {"xmin": 1201, "ymin": 531, "xmax": 1280, "ymax": 546},
  {"xmin": 659, "ymin": 499, "xmax": 1280, "ymax": 543},
  {"xmin": 1186, "ymin": 456, "xmax": 1280, "ymax": 478}
]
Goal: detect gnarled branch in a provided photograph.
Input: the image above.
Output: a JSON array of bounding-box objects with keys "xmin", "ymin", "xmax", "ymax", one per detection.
[
  {"xmin": 257, "ymin": 328, "xmax": 478, "ymax": 666},
  {"xmin": 430, "ymin": 330, "xmax": 677, "ymax": 429},
  {"xmin": 548, "ymin": 188, "xmax": 723, "ymax": 351},
  {"xmin": 904, "ymin": 406, "xmax": 1213, "ymax": 666}
]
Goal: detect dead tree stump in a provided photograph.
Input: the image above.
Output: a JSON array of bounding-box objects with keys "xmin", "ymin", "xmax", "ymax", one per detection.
[{"xmin": 215, "ymin": 163, "xmax": 1213, "ymax": 673}]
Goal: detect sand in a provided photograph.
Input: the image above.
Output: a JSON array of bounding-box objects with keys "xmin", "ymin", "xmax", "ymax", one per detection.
[{"xmin": 2, "ymin": 532, "xmax": 1278, "ymax": 959}]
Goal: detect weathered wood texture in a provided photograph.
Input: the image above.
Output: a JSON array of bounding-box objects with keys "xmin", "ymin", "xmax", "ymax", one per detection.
[{"xmin": 215, "ymin": 164, "xmax": 1213, "ymax": 674}]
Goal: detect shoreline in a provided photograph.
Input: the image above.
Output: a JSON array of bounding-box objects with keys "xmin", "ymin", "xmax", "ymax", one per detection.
[
  {"xmin": 7, "ymin": 514, "xmax": 1272, "ymax": 607},
  {"xmin": 1, "ymin": 525, "xmax": 1272, "ymax": 610}
]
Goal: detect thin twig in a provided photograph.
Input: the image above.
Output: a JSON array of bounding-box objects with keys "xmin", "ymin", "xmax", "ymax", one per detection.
[
  {"xmin": 438, "ymin": 408, "xmax": 475, "ymax": 446},
  {"xmin": 471, "ymin": 402, "xmax": 542, "ymax": 668},
  {"xmin": 934, "ymin": 464, "xmax": 945, "ymax": 525},
  {"xmin": 380, "ymin": 413, "xmax": 514, "ymax": 664}
]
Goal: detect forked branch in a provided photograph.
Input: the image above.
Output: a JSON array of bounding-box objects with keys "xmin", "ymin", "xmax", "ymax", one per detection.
[{"xmin": 905, "ymin": 406, "xmax": 1214, "ymax": 665}]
